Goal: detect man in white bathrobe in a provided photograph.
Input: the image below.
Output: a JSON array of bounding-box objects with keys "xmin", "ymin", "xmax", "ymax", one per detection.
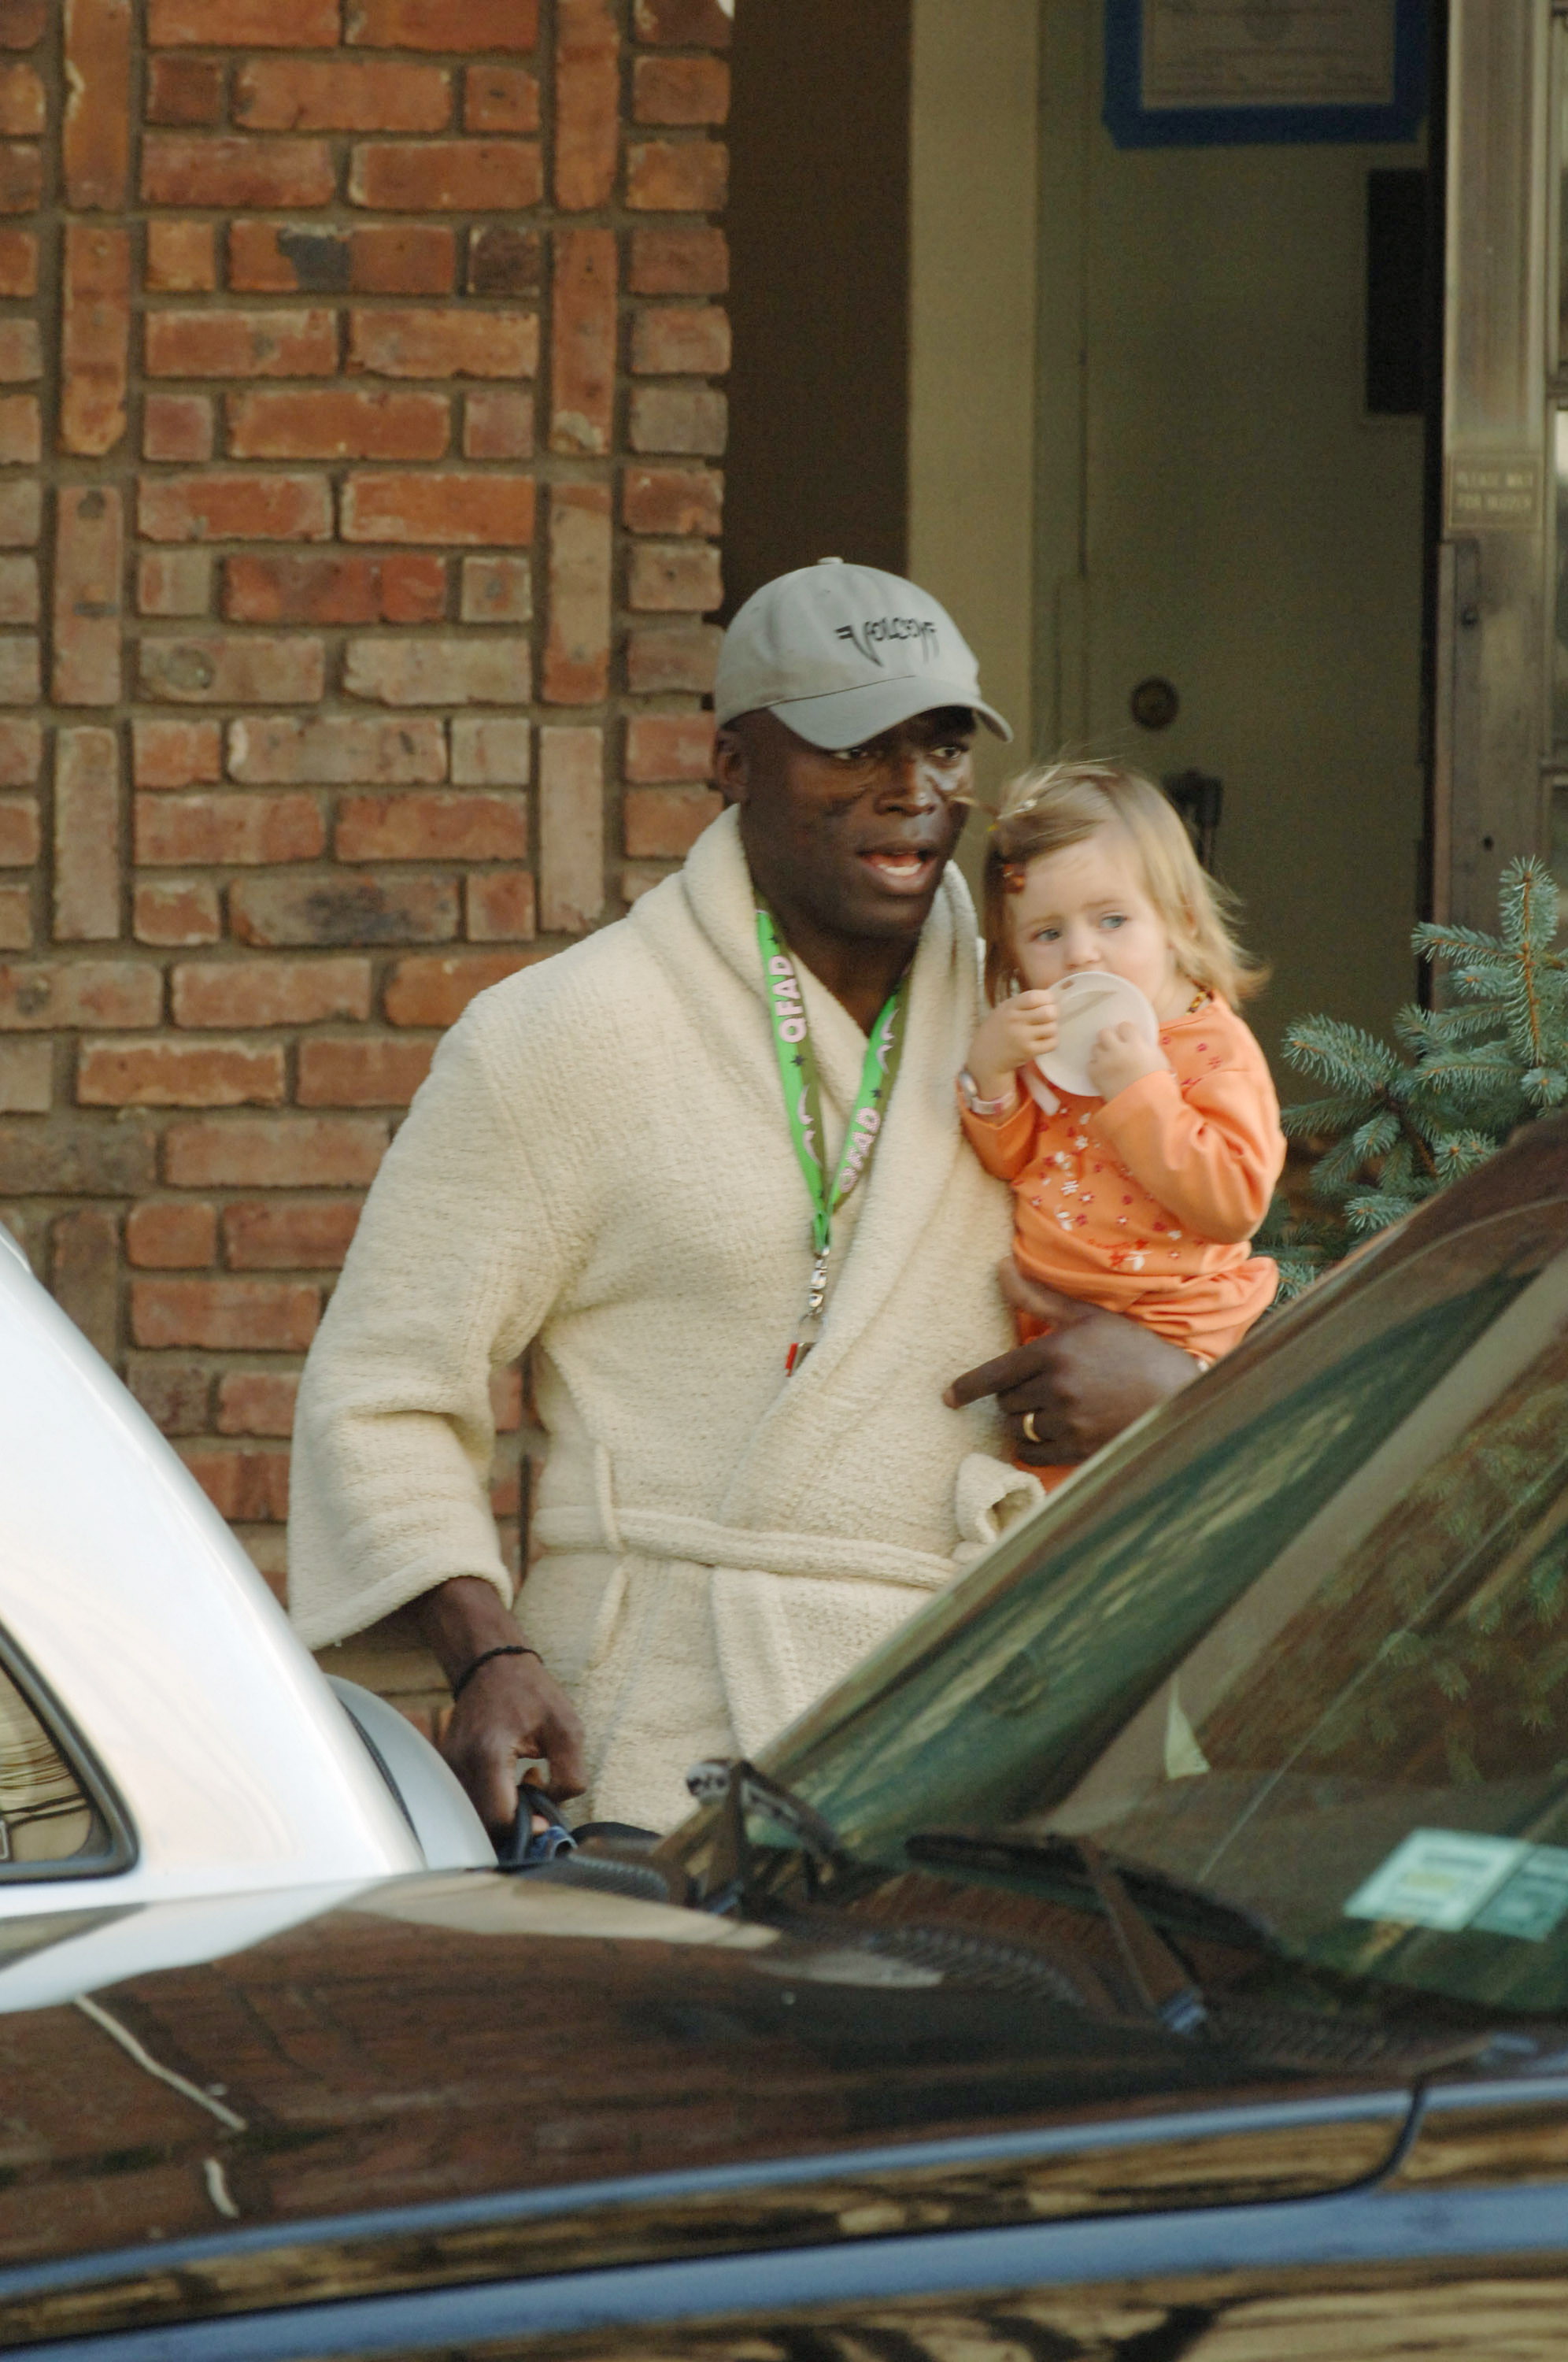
[{"xmin": 287, "ymin": 562, "xmax": 1195, "ymax": 1834}]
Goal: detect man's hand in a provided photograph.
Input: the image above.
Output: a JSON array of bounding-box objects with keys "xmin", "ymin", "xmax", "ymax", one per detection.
[
  {"xmin": 411, "ymin": 1574, "xmax": 586, "ymax": 1834},
  {"xmin": 443, "ymin": 1652, "xmax": 587, "ymax": 1834},
  {"xmin": 1087, "ymin": 1019, "xmax": 1168, "ymax": 1100},
  {"xmin": 967, "ymin": 990, "xmax": 1059, "ymax": 1101},
  {"xmin": 944, "ymin": 1260, "xmax": 1198, "ymax": 1464}
]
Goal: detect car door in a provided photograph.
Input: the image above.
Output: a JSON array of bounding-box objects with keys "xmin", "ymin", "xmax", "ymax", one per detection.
[{"xmin": 24, "ymin": 2083, "xmax": 1564, "ymax": 2361}]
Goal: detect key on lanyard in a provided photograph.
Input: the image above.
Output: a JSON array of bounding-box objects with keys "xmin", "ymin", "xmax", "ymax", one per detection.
[{"xmin": 756, "ymin": 904, "xmax": 908, "ymax": 1373}]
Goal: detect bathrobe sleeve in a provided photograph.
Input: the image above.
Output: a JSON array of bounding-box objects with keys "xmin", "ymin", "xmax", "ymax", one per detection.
[{"xmin": 287, "ymin": 990, "xmax": 603, "ymax": 1650}]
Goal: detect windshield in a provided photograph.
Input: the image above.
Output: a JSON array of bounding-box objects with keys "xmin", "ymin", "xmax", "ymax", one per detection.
[{"xmin": 761, "ymin": 1194, "xmax": 1568, "ymax": 2019}]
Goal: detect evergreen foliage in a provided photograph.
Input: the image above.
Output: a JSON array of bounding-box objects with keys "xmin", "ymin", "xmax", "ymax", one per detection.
[{"xmin": 1263, "ymin": 857, "xmax": 1568, "ymax": 1297}]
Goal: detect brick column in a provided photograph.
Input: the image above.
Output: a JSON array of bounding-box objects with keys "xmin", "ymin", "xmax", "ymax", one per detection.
[{"xmin": 0, "ymin": 0, "xmax": 730, "ymax": 1605}]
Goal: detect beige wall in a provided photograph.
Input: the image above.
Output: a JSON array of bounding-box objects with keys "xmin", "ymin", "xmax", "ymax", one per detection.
[{"xmin": 909, "ymin": 0, "xmax": 1041, "ymax": 857}]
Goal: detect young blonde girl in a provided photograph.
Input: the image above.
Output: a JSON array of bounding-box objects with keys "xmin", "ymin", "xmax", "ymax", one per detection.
[{"xmin": 958, "ymin": 762, "xmax": 1286, "ymax": 1479}]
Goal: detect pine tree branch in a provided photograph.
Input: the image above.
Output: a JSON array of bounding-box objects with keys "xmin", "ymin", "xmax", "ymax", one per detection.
[
  {"xmin": 1395, "ymin": 1098, "xmax": 1440, "ymax": 1180},
  {"xmin": 1270, "ymin": 859, "xmax": 1562, "ymax": 1298}
]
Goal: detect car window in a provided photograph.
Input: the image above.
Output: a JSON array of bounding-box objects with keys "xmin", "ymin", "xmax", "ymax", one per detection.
[
  {"xmin": 767, "ymin": 1197, "xmax": 1568, "ymax": 2016},
  {"xmin": 0, "ymin": 1648, "xmax": 126, "ymax": 1877}
]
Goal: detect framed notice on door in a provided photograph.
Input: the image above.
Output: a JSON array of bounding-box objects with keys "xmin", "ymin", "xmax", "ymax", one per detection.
[{"xmin": 1104, "ymin": 0, "xmax": 1427, "ymax": 149}]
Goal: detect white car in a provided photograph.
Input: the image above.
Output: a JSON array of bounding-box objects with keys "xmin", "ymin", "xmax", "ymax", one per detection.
[{"xmin": 0, "ymin": 1222, "xmax": 492, "ymax": 2002}]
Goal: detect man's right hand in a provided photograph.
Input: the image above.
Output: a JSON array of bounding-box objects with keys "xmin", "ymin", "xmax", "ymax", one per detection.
[{"xmin": 411, "ymin": 1574, "xmax": 587, "ymax": 1834}]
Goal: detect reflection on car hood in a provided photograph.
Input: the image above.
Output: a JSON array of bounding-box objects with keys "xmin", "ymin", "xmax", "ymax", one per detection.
[{"xmin": 0, "ymin": 1867, "xmax": 1419, "ymax": 2344}]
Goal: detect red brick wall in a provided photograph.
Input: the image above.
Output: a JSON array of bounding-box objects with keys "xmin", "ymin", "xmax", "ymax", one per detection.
[{"xmin": 0, "ymin": 0, "xmax": 730, "ymax": 1603}]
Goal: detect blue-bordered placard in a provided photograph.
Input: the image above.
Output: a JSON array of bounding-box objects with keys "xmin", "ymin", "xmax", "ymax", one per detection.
[{"xmin": 1104, "ymin": 0, "xmax": 1427, "ymax": 150}]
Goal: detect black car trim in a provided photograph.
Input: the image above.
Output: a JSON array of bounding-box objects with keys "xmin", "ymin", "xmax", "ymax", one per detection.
[
  {"xmin": 326, "ymin": 1689, "xmax": 418, "ymax": 1843},
  {"xmin": 0, "ymin": 2086, "xmax": 1413, "ymax": 2314},
  {"xmin": 0, "ymin": 1624, "xmax": 135, "ymax": 1885},
  {"xmin": 1403, "ymin": 2068, "xmax": 1568, "ymax": 2117},
  {"xmin": 22, "ymin": 2179, "xmax": 1568, "ymax": 2362}
]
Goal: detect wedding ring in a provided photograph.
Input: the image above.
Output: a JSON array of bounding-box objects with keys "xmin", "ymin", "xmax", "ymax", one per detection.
[{"xmin": 1022, "ymin": 1410, "xmax": 1041, "ymax": 1445}]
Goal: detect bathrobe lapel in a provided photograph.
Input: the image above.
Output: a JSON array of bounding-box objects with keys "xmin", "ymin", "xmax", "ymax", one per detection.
[
  {"xmin": 666, "ymin": 809, "xmax": 985, "ymax": 1526},
  {"xmin": 770, "ymin": 872, "xmax": 977, "ymax": 1395}
]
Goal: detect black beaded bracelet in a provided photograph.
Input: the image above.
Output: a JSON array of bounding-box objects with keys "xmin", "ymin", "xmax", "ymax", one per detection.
[{"xmin": 450, "ymin": 1642, "xmax": 541, "ymax": 1703}]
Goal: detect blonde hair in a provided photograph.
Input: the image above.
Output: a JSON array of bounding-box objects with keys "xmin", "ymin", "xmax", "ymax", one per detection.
[{"xmin": 982, "ymin": 759, "xmax": 1266, "ymax": 1009}]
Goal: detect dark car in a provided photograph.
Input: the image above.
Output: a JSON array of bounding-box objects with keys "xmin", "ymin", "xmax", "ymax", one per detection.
[{"xmin": 8, "ymin": 1118, "xmax": 1568, "ymax": 2359}]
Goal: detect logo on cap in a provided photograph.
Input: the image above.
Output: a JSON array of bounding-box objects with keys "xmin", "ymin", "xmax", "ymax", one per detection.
[{"xmin": 834, "ymin": 616, "xmax": 941, "ymax": 670}]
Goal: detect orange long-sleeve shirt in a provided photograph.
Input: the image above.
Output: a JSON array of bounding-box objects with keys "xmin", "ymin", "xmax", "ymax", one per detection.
[{"xmin": 959, "ymin": 995, "xmax": 1286, "ymax": 1366}]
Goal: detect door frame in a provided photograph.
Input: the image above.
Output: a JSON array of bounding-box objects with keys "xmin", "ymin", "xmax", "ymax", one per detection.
[{"xmin": 1431, "ymin": 0, "xmax": 1554, "ymax": 927}]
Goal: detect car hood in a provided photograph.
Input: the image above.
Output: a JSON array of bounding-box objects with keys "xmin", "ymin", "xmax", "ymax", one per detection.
[{"xmin": 0, "ymin": 1868, "xmax": 1418, "ymax": 2345}]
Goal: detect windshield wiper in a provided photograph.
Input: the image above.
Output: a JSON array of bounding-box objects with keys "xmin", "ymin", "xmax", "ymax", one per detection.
[
  {"xmin": 674, "ymin": 1773, "xmax": 1262, "ymax": 2038},
  {"xmin": 678, "ymin": 1759, "xmax": 860, "ymax": 1912},
  {"xmin": 678, "ymin": 1777, "xmax": 1206, "ymax": 2037},
  {"xmin": 904, "ymin": 1827, "xmax": 1281, "ymax": 2038},
  {"xmin": 907, "ymin": 1827, "xmax": 1276, "ymax": 1951}
]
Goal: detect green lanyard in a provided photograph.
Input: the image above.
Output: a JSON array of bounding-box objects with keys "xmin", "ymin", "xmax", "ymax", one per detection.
[{"xmin": 756, "ymin": 905, "xmax": 909, "ymax": 1373}]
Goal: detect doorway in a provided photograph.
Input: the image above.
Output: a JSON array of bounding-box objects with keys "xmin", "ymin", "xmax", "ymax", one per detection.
[
  {"xmin": 1036, "ymin": 7, "xmax": 1433, "ymax": 1061},
  {"xmin": 723, "ymin": 0, "xmax": 912, "ymax": 616}
]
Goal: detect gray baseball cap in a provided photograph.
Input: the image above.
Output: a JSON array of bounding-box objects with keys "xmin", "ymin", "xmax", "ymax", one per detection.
[{"xmin": 715, "ymin": 558, "xmax": 1012, "ymax": 748}]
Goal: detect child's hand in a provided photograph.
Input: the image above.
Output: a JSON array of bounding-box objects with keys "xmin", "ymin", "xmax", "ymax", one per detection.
[
  {"xmin": 1088, "ymin": 1021, "xmax": 1168, "ymax": 1100},
  {"xmin": 967, "ymin": 991, "xmax": 1059, "ymax": 1099}
]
